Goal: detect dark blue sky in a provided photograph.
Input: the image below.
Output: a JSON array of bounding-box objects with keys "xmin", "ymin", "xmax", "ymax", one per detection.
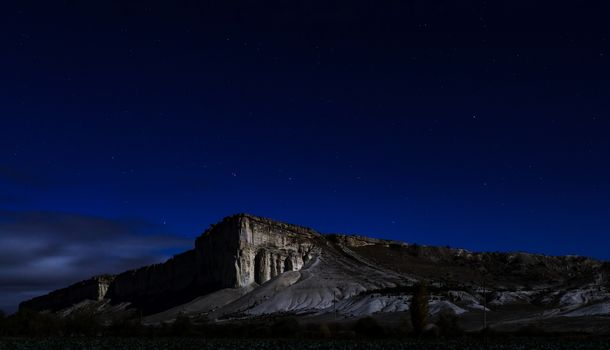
[{"xmin": 1, "ymin": 1, "xmax": 609, "ymax": 311}]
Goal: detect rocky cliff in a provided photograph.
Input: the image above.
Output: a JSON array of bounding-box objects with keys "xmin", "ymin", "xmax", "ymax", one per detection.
[
  {"xmin": 20, "ymin": 214, "xmax": 322, "ymax": 313},
  {"xmin": 195, "ymin": 214, "xmax": 319, "ymax": 289},
  {"xmin": 19, "ymin": 214, "xmax": 610, "ymax": 333}
]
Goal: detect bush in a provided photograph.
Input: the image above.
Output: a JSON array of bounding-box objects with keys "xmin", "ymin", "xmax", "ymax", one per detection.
[
  {"xmin": 515, "ymin": 324, "xmax": 547, "ymax": 337},
  {"xmin": 63, "ymin": 309, "xmax": 101, "ymax": 336},
  {"xmin": 270, "ymin": 317, "xmax": 301, "ymax": 338},
  {"xmin": 316, "ymin": 323, "xmax": 332, "ymax": 338},
  {"xmin": 249, "ymin": 323, "xmax": 272, "ymax": 338},
  {"xmin": 3, "ymin": 309, "xmax": 63, "ymax": 336},
  {"xmin": 171, "ymin": 313, "xmax": 194, "ymax": 336},
  {"xmin": 477, "ymin": 326, "xmax": 499, "ymax": 338},
  {"xmin": 422, "ymin": 324, "xmax": 440, "ymax": 338},
  {"xmin": 409, "ymin": 243, "xmax": 422, "ymax": 256},
  {"xmin": 435, "ymin": 311, "xmax": 463, "ymax": 337},
  {"xmin": 303, "ymin": 322, "xmax": 332, "ymax": 338},
  {"xmin": 106, "ymin": 317, "xmax": 144, "ymax": 337},
  {"xmin": 353, "ymin": 317, "xmax": 384, "ymax": 338},
  {"xmin": 389, "ymin": 243, "xmax": 404, "ymax": 250},
  {"xmin": 410, "ymin": 282, "xmax": 429, "ymax": 336}
]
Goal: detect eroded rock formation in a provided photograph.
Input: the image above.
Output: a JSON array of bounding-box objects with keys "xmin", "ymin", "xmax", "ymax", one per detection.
[
  {"xmin": 20, "ymin": 214, "xmax": 321, "ymax": 313},
  {"xmin": 20, "ymin": 275, "xmax": 114, "ymax": 312},
  {"xmin": 19, "ymin": 213, "xmax": 610, "ymax": 332}
]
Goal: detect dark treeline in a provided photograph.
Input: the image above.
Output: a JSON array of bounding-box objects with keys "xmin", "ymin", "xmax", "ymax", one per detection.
[
  {"xmin": 1, "ymin": 308, "xmax": 577, "ymax": 339},
  {"xmin": 0, "ymin": 307, "xmax": 465, "ymax": 339},
  {"xmin": 0, "ymin": 283, "xmax": 592, "ymax": 339},
  {"xmin": 0, "ymin": 282, "xmax": 460, "ymax": 338}
]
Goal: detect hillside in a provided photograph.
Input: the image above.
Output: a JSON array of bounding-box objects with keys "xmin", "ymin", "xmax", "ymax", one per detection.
[{"xmin": 20, "ymin": 214, "xmax": 610, "ymax": 332}]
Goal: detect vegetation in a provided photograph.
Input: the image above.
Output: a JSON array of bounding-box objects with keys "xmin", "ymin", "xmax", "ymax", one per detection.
[
  {"xmin": 170, "ymin": 313, "xmax": 195, "ymax": 337},
  {"xmin": 353, "ymin": 317, "xmax": 385, "ymax": 338},
  {"xmin": 435, "ymin": 311, "xmax": 464, "ymax": 337},
  {"xmin": 270, "ymin": 317, "xmax": 300, "ymax": 337},
  {"xmin": 410, "ymin": 281, "xmax": 429, "ymax": 336},
  {"xmin": 0, "ymin": 307, "xmax": 600, "ymax": 344},
  {"xmin": 1, "ymin": 338, "xmax": 610, "ymax": 350}
]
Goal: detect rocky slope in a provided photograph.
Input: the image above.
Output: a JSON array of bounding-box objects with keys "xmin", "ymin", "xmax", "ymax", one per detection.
[{"xmin": 20, "ymin": 214, "xmax": 610, "ymax": 332}]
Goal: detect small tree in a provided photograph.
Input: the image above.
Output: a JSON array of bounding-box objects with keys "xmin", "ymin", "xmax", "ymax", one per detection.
[{"xmin": 410, "ymin": 281, "xmax": 429, "ymax": 336}]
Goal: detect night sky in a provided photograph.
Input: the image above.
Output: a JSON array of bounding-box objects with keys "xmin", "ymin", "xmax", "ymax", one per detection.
[{"xmin": 1, "ymin": 1, "xmax": 609, "ymax": 312}]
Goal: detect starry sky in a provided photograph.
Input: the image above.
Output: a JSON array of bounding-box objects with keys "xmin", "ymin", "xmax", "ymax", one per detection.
[{"xmin": 1, "ymin": 1, "xmax": 609, "ymax": 312}]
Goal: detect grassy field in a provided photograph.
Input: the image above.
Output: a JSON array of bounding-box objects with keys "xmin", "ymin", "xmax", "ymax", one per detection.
[{"xmin": 1, "ymin": 338, "xmax": 610, "ymax": 350}]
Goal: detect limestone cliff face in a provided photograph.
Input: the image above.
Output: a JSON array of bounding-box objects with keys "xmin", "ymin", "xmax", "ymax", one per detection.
[
  {"xmin": 20, "ymin": 214, "xmax": 321, "ymax": 313},
  {"xmin": 108, "ymin": 249, "xmax": 198, "ymax": 310},
  {"xmin": 233, "ymin": 214, "xmax": 319, "ymax": 286},
  {"xmin": 19, "ymin": 275, "xmax": 114, "ymax": 312},
  {"xmin": 195, "ymin": 214, "xmax": 320, "ymax": 289}
]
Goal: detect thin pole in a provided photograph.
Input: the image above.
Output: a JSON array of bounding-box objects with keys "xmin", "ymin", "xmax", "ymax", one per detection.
[{"xmin": 483, "ymin": 277, "xmax": 487, "ymax": 329}]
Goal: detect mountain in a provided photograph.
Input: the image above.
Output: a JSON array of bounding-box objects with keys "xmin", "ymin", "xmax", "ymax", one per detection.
[{"xmin": 20, "ymin": 214, "xmax": 610, "ymax": 333}]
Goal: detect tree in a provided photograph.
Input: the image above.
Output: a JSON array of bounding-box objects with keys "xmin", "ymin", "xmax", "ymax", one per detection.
[{"xmin": 410, "ymin": 281, "xmax": 429, "ymax": 336}]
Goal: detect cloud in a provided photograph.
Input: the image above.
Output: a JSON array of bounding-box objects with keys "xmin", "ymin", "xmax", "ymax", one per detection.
[{"xmin": 0, "ymin": 210, "xmax": 191, "ymax": 313}]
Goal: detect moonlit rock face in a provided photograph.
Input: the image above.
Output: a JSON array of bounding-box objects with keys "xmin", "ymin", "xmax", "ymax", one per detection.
[
  {"xmin": 564, "ymin": 302, "xmax": 610, "ymax": 317},
  {"xmin": 447, "ymin": 291, "xmax": 480, "ymax": 304},
  {"xmin": 429, "ymin": 300, "xmax": 468, "ymax": 316},
  {"xmin": 333, "ymin": 294, "xmax": 410, "ymax": 316},
  {"xmin": 559, "ymin": 288, "xmax": 608, "ymax": 308},
  {"xmin": 490, "ymin": 291, "xmax": 537, "ymax": 306},
  {"xmin": 194, "ymin": 214, "xmax": 319, "ymax": 290}
]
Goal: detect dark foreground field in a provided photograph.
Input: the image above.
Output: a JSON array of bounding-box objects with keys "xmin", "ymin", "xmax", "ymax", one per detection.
[{"xmin": 2, "ymin": 338, "xmax": 610, "ymax": 350}]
